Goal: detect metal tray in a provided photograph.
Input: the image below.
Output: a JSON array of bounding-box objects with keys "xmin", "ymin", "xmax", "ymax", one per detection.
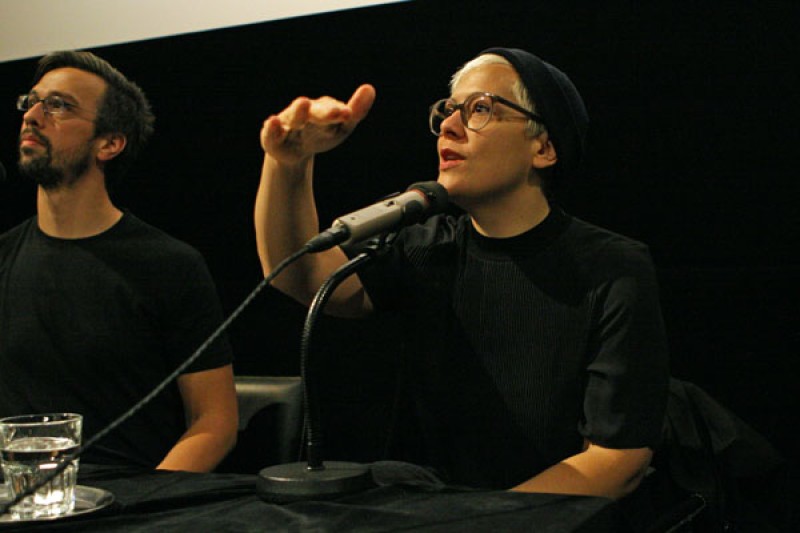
[{"xmin": 0, "ymin": 484, "xmax": 115, "ymax": 524}]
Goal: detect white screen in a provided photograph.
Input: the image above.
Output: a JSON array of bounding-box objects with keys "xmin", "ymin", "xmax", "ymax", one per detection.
[{"xmin": 0, "ymin": 0, "xmax": 405, "ymax": 62}]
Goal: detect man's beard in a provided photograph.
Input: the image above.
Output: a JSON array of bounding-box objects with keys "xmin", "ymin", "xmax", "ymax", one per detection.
[{"xmin": 18, "ymin": 131, "xmax": 92, "ymax": 190}]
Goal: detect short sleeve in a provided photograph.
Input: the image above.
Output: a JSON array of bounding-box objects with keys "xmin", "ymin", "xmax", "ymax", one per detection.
[
  {"xmin": 162, "ymin": 250, "xmax": 233, "ymax": 373},
  {"xmin": 579, "ymin": 244, "xmax": 670, "ymax": 448}
]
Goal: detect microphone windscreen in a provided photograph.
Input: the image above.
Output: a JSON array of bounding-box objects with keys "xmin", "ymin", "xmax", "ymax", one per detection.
[{"xmin": 407, "ymin": 181, "xmax": 449, "ymax": 213}]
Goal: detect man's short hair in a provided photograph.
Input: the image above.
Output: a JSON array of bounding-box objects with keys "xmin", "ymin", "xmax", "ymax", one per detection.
[{"xmin": 33, "ymin": 50, "xmax": 155, "ymax": 188}]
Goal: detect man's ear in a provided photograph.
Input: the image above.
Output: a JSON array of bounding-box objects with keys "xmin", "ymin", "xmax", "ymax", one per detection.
[
  {"xmin": 95, "ymin": 133, "xmax": 126, "ymax": 163},
  {"xmin": 531, "ymin": 133, "xmax": 557, "ymax": 170}
]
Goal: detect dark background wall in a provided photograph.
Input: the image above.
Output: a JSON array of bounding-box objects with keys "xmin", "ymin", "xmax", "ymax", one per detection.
[{"xmin": 1, "ymin": 0, "xmax": 797, "ymax": 469}]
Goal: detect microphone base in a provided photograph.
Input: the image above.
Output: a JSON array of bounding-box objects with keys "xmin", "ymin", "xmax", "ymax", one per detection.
[{"xmin": 256, "ymin": 461, "xmax": 374, "ymax": 503}]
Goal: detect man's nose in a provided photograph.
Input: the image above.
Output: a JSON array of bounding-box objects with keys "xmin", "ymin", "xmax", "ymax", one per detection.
[{"xmin": 22, "ymin": 100, "xmax": 47, "ymax": 126}]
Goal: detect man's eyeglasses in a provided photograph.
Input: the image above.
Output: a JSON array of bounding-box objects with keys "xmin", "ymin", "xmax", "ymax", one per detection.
[
  {"xmin": 429, "ymin": 92, "xmax": 545, "ymax": 136},
  {"xmin": 16, "ymin": 93, "xmax": 87, "ymax": 116}
]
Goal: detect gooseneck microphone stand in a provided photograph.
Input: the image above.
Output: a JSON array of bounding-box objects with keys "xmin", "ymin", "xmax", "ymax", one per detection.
[
  {"xmin": 2, "ymin": 181, "xmax": 446, "ymax": 516},
  {"xmin": 256, "ymin": 244, "xmax": 386, "ymax": 503}
]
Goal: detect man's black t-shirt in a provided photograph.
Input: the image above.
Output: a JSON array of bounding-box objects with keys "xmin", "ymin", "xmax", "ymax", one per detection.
[{"xmin": 0, "ymin": 213, "xmax": 232, "ymax": 467}]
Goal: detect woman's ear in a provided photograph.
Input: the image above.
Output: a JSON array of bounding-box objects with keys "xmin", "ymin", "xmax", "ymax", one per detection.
[{"xmin": 531, "ymin": 133, "xmax": 557, "ymax": 170}]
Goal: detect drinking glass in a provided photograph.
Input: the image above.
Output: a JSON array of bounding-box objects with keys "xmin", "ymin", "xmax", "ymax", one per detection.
[{"xmin": 0, "ymin": 413, "xmax": 82, "ymax": 520}]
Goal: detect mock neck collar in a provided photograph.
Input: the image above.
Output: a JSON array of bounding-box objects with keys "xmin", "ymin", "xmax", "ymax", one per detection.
[{"xmin": 467, "ymin": 205, "xmax": 570, "ymax": 259}]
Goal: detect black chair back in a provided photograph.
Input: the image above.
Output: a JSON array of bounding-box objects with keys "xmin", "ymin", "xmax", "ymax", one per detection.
[{"xmin": 216, "ymin": 375, "xmax": 304, "ymax": 473}]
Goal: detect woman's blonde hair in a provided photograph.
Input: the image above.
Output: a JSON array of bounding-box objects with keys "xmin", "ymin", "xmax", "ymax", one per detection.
[{"xmin": 450, "ymin": 54, "xmax": 547, "ymax": 138}]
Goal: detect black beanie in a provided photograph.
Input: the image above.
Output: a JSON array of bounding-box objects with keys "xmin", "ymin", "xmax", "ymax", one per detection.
[{"xmin": 480, "ymin": 47, "xmax": 589, "ymax": 181}]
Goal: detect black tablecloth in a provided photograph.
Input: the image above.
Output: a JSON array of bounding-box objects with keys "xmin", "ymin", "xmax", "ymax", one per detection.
[{"xmin": 1, "ymin": 462, "xmax": 623, "ymax": 532}]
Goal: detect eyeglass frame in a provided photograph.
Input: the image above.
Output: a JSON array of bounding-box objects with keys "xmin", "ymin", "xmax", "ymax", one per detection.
[
  {"xmin": 428, "ymin": 92, "xmax": 546, "ymax": 136},
  {"xmin": 16, "ymin": 93, "xmax": 94, "ymax": 118}
]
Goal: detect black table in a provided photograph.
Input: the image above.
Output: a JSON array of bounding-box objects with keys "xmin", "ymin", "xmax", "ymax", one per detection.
[{"xmin": 1, "ymin": 463, "xmax": 623, "ymax": 532}]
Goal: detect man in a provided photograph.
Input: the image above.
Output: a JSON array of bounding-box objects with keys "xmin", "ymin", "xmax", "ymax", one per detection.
[
  {"xmin": 0, "ymin": 51, "xmax": 237, "ymax": 472},
  {"xmin": 255, "ymin": 47, "xmax": 669, "ymax": 499}
]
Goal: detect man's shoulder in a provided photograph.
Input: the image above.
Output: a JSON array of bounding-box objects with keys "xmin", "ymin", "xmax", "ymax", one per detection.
[
  {"xmin": 117, "ymin": 212, "xmax": 204, "ymax": 261},
  {"xmin": 0, "ymin": 217, "xmax": 35, "ymax": 238},
  {"xmin": 0, "ymin": 217, "xmax": 36, "ymax": 255}
]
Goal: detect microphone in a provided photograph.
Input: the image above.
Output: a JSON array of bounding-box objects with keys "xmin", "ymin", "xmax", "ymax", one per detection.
[
  {"xmin": 0, "ymin": 160, "xmax": 6, "ymax": 183},
  {"xmin": 305, "ymin": 181, "xmax": 448, "ymax": 252}
]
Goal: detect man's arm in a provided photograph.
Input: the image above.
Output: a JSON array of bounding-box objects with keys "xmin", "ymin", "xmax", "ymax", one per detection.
[
  {"xmin": 255, "ymin": 84, "xmax": 376, "ymax": 317},
  {"xmin": 510, "ymin": 440, "xmax": 652, "ymax": 500},
  {"xmin": 156, "ymin": 364, "xmax": 238, "ymax": 472}
]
